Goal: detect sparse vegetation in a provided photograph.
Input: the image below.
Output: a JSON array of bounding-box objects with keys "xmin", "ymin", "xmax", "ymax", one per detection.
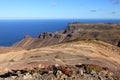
[
  {"xmin": 65, "ymin": 38, "xmax": 80, "ymax": 43},
  {"xmin": 9, "ymin": 59, "xmax": 15, "ymax": 62},
  {"xmin": 30, "ymin": 55, "xmax": 41, "ymax": 58},
  {"xmin": 46, "ymin": 53, "xmax": 50, "ymax": 56},
  {"xmin": 83, "ymin": 64, "xmax": 103, "ymax": 73},
  {"xmin": 55, "ymin": 55, "xmax": 62, "ymax": 59}
]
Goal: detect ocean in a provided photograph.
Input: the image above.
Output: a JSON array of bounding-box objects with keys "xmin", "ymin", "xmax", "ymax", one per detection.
[{"xmin": 0, "ymin": 19, "xmax": 120, "ymax": 46}]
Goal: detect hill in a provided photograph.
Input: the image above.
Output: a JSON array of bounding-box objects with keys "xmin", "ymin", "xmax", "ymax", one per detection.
[
  {"xmin": 1, "ymin": 41, "xmax": 120, "ymax": 71},
  {"xmin": 13, "ymin": 23, "xmax": 120, "ymax": 49},
  {"xmin": 0, "ymin": 41, "xmax": 120, "ymax": 79}
]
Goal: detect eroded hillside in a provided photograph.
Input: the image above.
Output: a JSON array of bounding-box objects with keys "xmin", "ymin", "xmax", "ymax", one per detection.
[
  {"xmin": 13, "ymin": 23, "xmax": 120, "ymax": 49},
  {"xmin": 0, "ymin": 41, "xmax": 120, "ymax": 72}
]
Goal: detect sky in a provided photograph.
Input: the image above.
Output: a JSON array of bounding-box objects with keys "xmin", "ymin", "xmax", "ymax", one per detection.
[{"xmin": 0, "ymin": 0, "xmax": 119, "ymax": 19}]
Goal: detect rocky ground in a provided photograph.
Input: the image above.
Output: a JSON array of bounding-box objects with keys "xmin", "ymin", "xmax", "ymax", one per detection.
[{"xmin": 0, "ymin": 64, "xmax": 119, "ymax": 80}]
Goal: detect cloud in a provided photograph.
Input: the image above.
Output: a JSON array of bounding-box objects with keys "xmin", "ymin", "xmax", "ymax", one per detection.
[
  {"xmin": 111, "ymin": 11, "xmax": 117, "ymax": 14},
  {"xmin": 109, "ymin": 0, "xmax": 119, "ymax": 5},
  {"xmin": 51, "ymin": 2, "xmax": 57, "ymax": 7},
  {"xmin": 90, "ymin": 10, "xmax": 97, "ymax": 12}
]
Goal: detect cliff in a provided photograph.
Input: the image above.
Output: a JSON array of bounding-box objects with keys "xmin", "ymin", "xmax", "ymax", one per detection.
[{"xmin": 13, "ymin": 23, "xmax": 120, "ymax": 49}]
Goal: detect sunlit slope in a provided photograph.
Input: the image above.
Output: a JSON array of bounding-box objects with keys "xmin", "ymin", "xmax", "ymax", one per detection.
[{"xmin": 0, "ymin": 41, "xmax": 120, "ymax": 72}]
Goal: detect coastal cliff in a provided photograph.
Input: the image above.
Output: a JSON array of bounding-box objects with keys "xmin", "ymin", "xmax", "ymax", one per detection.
[{"xmin": 13, "ymin": 23, "xmax": 120, "ymax": 49}]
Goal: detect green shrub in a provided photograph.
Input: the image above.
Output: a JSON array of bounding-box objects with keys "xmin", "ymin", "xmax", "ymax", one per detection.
[{"xmin": 85, "ymin": 64, "xmax": 103, "ymax": 73}]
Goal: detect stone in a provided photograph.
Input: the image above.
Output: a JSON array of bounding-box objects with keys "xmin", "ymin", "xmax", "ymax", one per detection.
[
  {"xmin": 55, "ymin": 64, "xmax": 59, "ymax": 67},
  {"xmin": 56, "ymin": 70, "xmax": 62, "ymax": 78},
  {"xmin": 108, "ymin": 72, "xmax": 114, "ymax": 77},
  {"xmin": 38, "ymin": 64, "xmax": 45, "ymax": 69},
  {"xmin": 11, "ymin": 76, "xmax": 17, "ymax": 79},
  {"xmin": 60, "ymin": 74, "xmax": 67, "ymax": 80},
  {"xmin": 48, "ymin": 71, "xmax": 53, "ymax": 74},
  {"xmin": 23, "ymin": 73, "xmax": 32, "ymax": 80},
  {"xmin": 79, "ymin": 69, "xmax": 84, "ymax": 76},
  {"xmin": 91, "ymin": 70, "xmax": 96, "ymax": 75},
  {"xmin": 101, "ymin": 70, "xmax": 108, "ymax": 75},
  {"xmin": 98, "ymin": 75, "xmax": 106, "ymax": 80}
]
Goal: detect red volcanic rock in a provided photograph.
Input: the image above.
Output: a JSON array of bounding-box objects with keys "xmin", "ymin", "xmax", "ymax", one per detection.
[{"xmin": 57, "ymin": 66, "xmax": 72, "ymax": 76}]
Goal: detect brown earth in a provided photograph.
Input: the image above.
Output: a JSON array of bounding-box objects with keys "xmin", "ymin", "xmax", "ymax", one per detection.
[
  {"xmin": 0, "ymin": 47, "xmax": 21, "ymax": 54},
  {"xmin": 0, "ymin": 40, "xmax": 120, "ymax": 73}
]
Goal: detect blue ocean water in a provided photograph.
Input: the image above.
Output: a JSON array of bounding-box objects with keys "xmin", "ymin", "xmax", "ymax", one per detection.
[{"xmin": 0, "ymin": 19, "xmax": 120, "ymax": 46}]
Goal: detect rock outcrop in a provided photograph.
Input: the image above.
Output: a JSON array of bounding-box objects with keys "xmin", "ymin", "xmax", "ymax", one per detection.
[
  {"xmin": 0, "ymin": 64, "xmax": 118, "ymax": 80},
  {"xmin": 13, "ymin": 23, "xmax": 120, "ymax": 49}
]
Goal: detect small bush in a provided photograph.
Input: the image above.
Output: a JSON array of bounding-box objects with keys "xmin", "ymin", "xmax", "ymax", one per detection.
[
  {"xmin": 9, "ymin": 59, "xmax": 15, "ymax": 62},
  {"xmin": 46, "ymin": 54, "xmax": 49, "ymax": 56},
  {"xmin": 84, "ymin": 64, "xmax": 103, "ymax": 73},
  {"xmin": 55, "ymin": 55, "xmax": 61, "ymax": 59},
  {"xmin": 30, "ymin": 55, "xmax": 41, "ymax": 58}
]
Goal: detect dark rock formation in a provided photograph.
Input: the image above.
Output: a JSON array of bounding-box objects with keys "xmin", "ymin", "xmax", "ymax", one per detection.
[
  {"xmin": 117, "ymin": 41, "xmax": 120, "ymax": 47},
  {"xmin": 13, "ymin": 23, "xmax": 120, "ymax": 49},
  {"xmin": 38, "ymin": 32, "xmax": 54, "ymax": 39}
]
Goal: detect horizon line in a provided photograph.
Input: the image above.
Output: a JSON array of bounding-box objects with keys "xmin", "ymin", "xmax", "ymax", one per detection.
[{"xmin": 0, "ymin": 18, "xmax": 120, "ymax": 20}]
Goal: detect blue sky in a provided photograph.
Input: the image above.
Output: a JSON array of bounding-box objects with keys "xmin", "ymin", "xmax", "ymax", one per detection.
[{"xmin": 0, "ymin": 0, "xmax": 119, "ymax": 19}]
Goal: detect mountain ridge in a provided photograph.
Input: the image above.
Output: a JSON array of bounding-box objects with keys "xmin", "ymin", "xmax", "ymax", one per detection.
[{"xmin": 13, "ymin": 23, "xmax": 120, "ymax": 49}]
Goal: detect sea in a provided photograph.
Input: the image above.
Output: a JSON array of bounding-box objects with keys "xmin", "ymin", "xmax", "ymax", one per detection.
[{"xmin": 0, "ymin": 19, "xmax": 120, "ymax": 46}]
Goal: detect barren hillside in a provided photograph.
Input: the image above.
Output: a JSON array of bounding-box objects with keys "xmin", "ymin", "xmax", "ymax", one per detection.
[{"xmin": 0, "ymin": 41, "xmax": 120, "ymax": 73}]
